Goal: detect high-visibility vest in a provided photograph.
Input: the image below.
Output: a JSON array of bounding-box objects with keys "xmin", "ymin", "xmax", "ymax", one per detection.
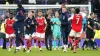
[
  {"xmin": 0, "ymin": 22, "xmax": 5, "ymax": 33},
  {"xmin": 94, "ymin": 30, "xmax": 100, "ymax": 39},
  {"xmin": 6, "ymin": 1, "xmax": 9, "ymax": 5}
]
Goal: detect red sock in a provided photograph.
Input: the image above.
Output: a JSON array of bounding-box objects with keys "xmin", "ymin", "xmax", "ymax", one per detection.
[
  {"xmin": 74, "ymin": 39, "xmax": 79, "ymax": 46},
  {"xmin": 34, "ymin": 39, "xmax": 37, "ymax": 43},
  {"xmin": 38, "ymin": 41, "xmax": 41, "ymax": 48},
  {"xmin": 69, "ymin": 37, "xmax": 73, "ymax": 44},
  {"xmin": 73, "ymin": 38, "xmax": 79, "ymax": 53},
  {"xmin": 28, "ymin": 40, "xmax": 32, "ymax": 50},
  {"xmin": 27, "ymin": 39, "xmax": 30, "ymax": 50},
  {"xmin": 10, "ymin": 42, "xmax": 12, "ymax": 48},
  {"xmin": 41, "ymin": 40, "xmax": 44, "ymax": 44}
]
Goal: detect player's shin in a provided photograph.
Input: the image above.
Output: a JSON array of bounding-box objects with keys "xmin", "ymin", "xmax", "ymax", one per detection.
[
  {"xmin": 58, "ymin": 39, "xmax": 60, "ymax": 51},
  {"xmin": 26, "ymin": 39, "xmax": 29, "ymax": 49},
  {"xmin": 38, "ymin": 40, "xmax": 42, "ymax": 51},
  {"xmin": 69, "ymin": 37, "xmax": 73, "ymax": 45},
  {"xmin": 41, "ymin": 38, "xmax": 45, "ymax": 44},
  {"xmin": 8, "ymin": 38, "xmax": 12, "ymax": 51},
  {"xmin": 68, "ymin": 37, "xmax": 74, "ymax": 50},
  {"xmin": 53, "ymin": 38, "xmax": 56, "ymax": 50},
  {"xmin": 34, "ymin": 36, "xmax": 37, "ymax": 48},
  {"xmin": 73, "ymin": 37, "xmax": 80, "ymax": 53},
  {"xmin": 27, "ymin": 39, "xmax": 32, "ymax": 53},
  {"xmin": 9, "ymin": 41, "xmax": 12, "ymax": 51},
  {"xmin": 34, "ymin": 39, "xmax": 37, "ymax": 48}
]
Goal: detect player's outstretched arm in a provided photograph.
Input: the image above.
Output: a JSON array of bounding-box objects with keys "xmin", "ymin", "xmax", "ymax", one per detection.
[{"xmin": 68, "ymin": 15, "xmax": 73, "ymax": 21}]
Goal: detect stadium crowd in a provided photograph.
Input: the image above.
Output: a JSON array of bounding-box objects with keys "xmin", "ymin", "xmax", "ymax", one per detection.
[{"xmin": 0, "ymin": 0, "xmax": 90, "ymax": 4}]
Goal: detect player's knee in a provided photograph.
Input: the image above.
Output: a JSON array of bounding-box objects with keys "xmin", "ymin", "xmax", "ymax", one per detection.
[
  {"xmin": 41, "ymin": 38, "xmax": 45, "ymax": 41},
  {"xmin": 38, "ymin": 40, "xmax": 40, "ymax": 43},
  {"xmin": 6, "ymin": 38, "xmax": 9, "ymax": 42},
  {"xmin": 75, "ymin": 37, "xmax": 79, "ymax": 40},
  {"xmin": 33, "ymin": 36, "xmax": 38, "ymax": 40},
  {"xmin": 37, "ymin": 37, "xmax": 41, "ymax": 41},
  {"xmin": 29, "ymin": 38, "xmax": 32, "ymax": 41}
]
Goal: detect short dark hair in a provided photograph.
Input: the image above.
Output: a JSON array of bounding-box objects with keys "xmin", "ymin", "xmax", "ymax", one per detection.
[
  {"xmin": 17, "ymin": 4, "xmax": 22, "ymax": 8},
  {"xmin": 31, "ymin": 11, "xmax": 34, "ymax": 13},
  {"xmin": 75, "ymin": 8, "xmax": 80, "ymax": 14},
  {"xmin": 48, "ymin": 8, "xmax": 52, "ymax": 10},
  {"xmin": 9, "ymin": 11, "xmax": 13, "ymax": 15},
  {"xmin": 62, "ymin": 6, "xmax": 66, "ymax": 9},
  {"xmin": 90, "ymin": 12, "xmax": 94, "ymax": 16},
  {"xmin": 38, "ymin": 10, "xmax": 42, "ymax": 13},
  {"xmin": 55, "ymin": 11, "xmax": 60, "ymax": 15}
]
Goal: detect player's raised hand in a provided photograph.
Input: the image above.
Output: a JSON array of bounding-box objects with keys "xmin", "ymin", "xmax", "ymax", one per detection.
[
  {"xmin": 14, "ymin": 17, "xmax": 18, "ymax": 21},
  {"xmin": 27, "ymin": 25, "xmax": 30, "ymax": 28},
  {"xmin": 52, "ymin": 22, "xmax": 56, "ymax": 24},
  {"xmin": 98, "ymin": 23, "xmax": 100, "ymax": 28},
  {"xmin": 1, "ymin": 14, "xmax": 5, "ymax": 19},
  {"xmin": 93, "ymin": 29, "xmax": 96, "ymax": 32}
]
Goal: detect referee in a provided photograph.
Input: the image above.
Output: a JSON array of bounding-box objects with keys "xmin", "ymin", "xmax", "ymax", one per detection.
[{"xmin": 84, "ymin": 12, "xmax": 97, "ymax": 50}]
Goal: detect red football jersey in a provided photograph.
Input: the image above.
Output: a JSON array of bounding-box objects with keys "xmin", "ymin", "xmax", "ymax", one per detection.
[
  {"xmin": 36, "ymin": 17, "xmax": 45, "ymax": 33},
  {"xmin": 72, "ymin": 14, "xmax": 82, "ymax": 32},
  {"xmin": 5, "ymin": 18, "xmax": 15, "ymax": 34}
]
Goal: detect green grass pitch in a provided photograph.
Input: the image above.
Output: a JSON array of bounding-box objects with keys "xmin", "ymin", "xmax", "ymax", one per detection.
[{"xmin": 0, "ymin": 48, "xmax": 100, "ymax": 56}]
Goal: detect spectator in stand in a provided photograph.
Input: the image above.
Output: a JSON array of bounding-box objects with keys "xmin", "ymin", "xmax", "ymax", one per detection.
[
  {"xmin": 0, "ymin": 0, "xmax": 6, "ymax": 4},
  {"xmin": 5, "ymin": 0, "xmax": 9, "ymax": 5},
  {"xmin": 47, "ymin": 9, "xmax": 54, "ymax": 18},
  {"xmin": 28, "ymin": 0, "xmax": 36, "ymax": 4},
  {"xmin": 15, "ymin": 0, "xmax": 21, "ymax": 4},
  {"xmin": 58, "ymin": 0, "xmax": 68, "ymax": 4},
  {"xmin": 7, "ymin": 0, "xmax": 14, "ymax": 4},
  {"xmin": 40, "ymin": 0, "xmax": 48, "ymax": 4}
]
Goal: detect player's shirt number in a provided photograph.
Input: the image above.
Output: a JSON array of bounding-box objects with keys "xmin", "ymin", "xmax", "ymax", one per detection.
[{"xmin": 76, "ymin": 18, "xmax": 80, "ymax": 24}]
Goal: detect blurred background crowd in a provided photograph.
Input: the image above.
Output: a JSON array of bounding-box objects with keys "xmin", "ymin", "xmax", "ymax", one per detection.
[
  {"xmin": 0, "ymin": 0, "xmax": 100, "ymax": 50},
  {"xmin": 0, "ymin": 0, "xmax": 100, "ymax": 19}
]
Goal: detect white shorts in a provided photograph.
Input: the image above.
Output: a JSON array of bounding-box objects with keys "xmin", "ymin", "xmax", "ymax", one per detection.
[
  {"xmin": 35, "ymin": 32, "xmax": 45, "ymax": 38},
  {"xmin": 69, "ymin": 29, "xmax": 83, "ymax": 37},
  {"xmin": 25, "ymin": 32, "xmax": 37, "ymax": 39},
  {"xmin": 25, "ymin": 34, "xmax": 32, "ymax": 39},
  {"xmin": 6, "ymin": 33, "xmax": 15, "ymax": 38},
  {"xmin": 31, "ymin": 32, "xmax": 36, "ymax": 37}
]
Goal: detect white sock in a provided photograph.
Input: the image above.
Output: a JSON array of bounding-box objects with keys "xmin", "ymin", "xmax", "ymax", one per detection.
[
  {"xmin": 22, "ymin": 45, "xmax": 26, "ymax": 48},
  {"xmin": 34, "ymin": 43, "xmax": 37, "ymax": 48},
  {"xmin": 8, "ymin": 48, "xmax": 11, "ymax": 51},
  {"xmin": 39, "ymin": 48, "xmax": 42, "ymax": 50},
  {"xmin": 27, "ymin": 50, "xmax": 30, "ymax": 53},
  {"xmin": 29, "ymin": 47, "xmax": 32, "ymax": 50},
  {"xmin": 65, "ymin": 45, "xmax": 68, "ymax": 48},
  {"xmin": 64, "ymin": 45, "xmax": 66, "ymax": 50},
  {"xmin": 16, "ymin": 47, "xmax": 20, "ymax": 50},
  {"xmin": 34, "ymin": 43, "xmax": 36, "ymax": 46}
]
